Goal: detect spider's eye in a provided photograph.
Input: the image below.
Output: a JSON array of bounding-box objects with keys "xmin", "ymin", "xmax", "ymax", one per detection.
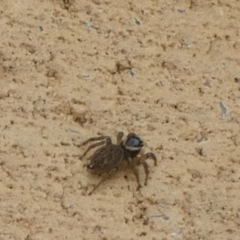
[{"xmin": 125, "ymin": 136, "xmax": 143, "ymax": 148}]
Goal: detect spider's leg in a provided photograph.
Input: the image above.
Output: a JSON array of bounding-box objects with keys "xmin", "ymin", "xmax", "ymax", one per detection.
[
  {"xmin": 134, "ymin": 152, "xmax": 157, "ymax": 185},
  {"xmin": 79, "ymin": 140, "xmax": 106, "ymax": 159},
  {"xmin": 127, "ymin": 157, "xmax": 141, "ymax": 190},
  {"xmin": 78, "ymin": 136, "xmax": 112, "ymax": 147},
  {"xmin": 141, "ymin": 161, "xmax": 149, "ymax": 186},
  {"xmin": 88, "ymin": 168, "xmax": 117, "ymax": 195},
  {"xmin": 136, "ymin": 152, "xmax": 157, "ymax": 166},
  {"xmin": 116, "ymin": 132, "xmax": 124, "ymax": 145}
]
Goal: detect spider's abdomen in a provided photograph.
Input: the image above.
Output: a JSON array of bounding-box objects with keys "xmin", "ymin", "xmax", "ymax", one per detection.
[{"xmin": 87, "ymin": 145, "xmax": 124, "ymax": 171}]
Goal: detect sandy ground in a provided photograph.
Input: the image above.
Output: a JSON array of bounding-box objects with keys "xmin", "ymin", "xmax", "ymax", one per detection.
[{"xmin": 0, "ymin": 0, "xmax": 240, "ymax": 239}]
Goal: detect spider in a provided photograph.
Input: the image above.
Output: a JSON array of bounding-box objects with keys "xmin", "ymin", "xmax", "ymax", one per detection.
[{"xmin": 79, "ymin": 132, "xmax": 157, "ymax": 195}]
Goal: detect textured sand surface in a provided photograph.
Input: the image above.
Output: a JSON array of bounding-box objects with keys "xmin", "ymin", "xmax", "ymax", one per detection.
[{"xmin": 0, "ymin": 0, "xmax": 240, "ymax": 239}]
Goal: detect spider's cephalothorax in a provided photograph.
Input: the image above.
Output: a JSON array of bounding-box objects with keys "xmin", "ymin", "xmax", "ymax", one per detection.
[
  {"xmin": 122, "ymin": 133, "xmax": 144, "ymax": 158},
  {"xmin": 79, "ymin": 132, "xmax": 157, "ymax": 195}
]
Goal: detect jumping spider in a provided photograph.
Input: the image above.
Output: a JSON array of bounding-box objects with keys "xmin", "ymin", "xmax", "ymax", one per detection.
[{"xmin": 79, "ymin": 132, "xmax": 157, "ymax": 195}]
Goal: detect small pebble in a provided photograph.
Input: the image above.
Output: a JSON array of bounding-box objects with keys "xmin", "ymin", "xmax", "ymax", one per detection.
[
  {"xmin": 177, "ymin": 8, "xmax": 185, "ymax": 13},
  {"xmin": 234, "ymin": 77, "xmax": 240, "ymax": 83},
  {"xmin": 130, "ymin": 70, "xmax": 135, "ymax": 77},
  {"xmin": 219, "ymin": 101, "xmax": 229, "ymax": 120},
  {"xmin": 134, "ymin": 18, "xmax": 141, "ymax": 25}
]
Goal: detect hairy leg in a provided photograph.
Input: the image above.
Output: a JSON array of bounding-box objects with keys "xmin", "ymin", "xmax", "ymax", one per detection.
[
  {"xmin": 141, "ymin": 161, "xmax": 149, "ymax": 186},
  {"xmin": 116, "ymin": 132, "xmax": 124, "ymax": 145},
  {"xmin": 88, "ymin": 168, "xmax": 117, "ymax": 195},
  {"xmin": 78, "ymin": 136, "xmax": 112, "ymax": 158},
  {"xmin": 134, "ymin": 152, "xmax": 157, "ymax": 185},
  {"xmin": 79, "ymin": 140, "xmax": 106, "ymax": 159},
  {"xmin": 127, "ymin": 157, "xmax": 141, "ymax": 190},
  {"xmin": 135, "ymin": 152, "xmax": 157, "ymax": 166},
  {"xmin": 79, "ymin": 136, "xmax": 112, "ymax": 147}
]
